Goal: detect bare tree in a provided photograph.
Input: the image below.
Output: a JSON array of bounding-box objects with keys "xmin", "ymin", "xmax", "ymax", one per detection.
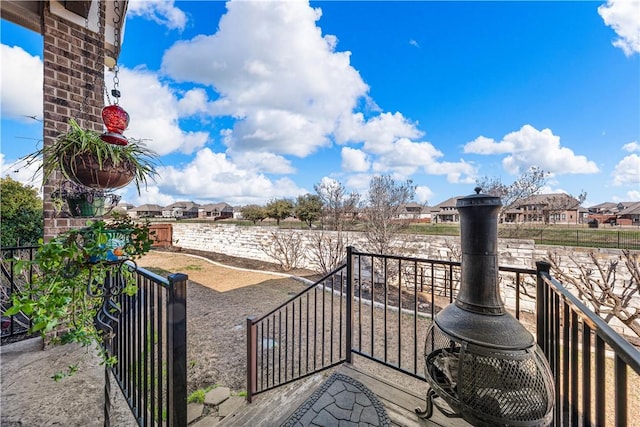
[
  {"xmin": 260, "ymin": 231, "xmax": 305, "ymax": 271},
  {"xmin": 307, "ymin": 231, "xmax": 349, "ymax": 275},
  {"xmin": 314, "ymin": 178, "xmax": 359, "ymax": 231},
  {"xmin": 363, "ymin": 175, "xmax": 416, "ymax": 255},
  {"xmin": 477, "ymin": 166, "xmax": 548, "ymax": 220},
  {"xmin": 548, "ymin": 249, "xmax": 640, "ymax": 338}
]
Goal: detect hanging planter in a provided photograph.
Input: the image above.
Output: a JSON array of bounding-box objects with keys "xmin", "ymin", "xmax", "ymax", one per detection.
[
  {"xmin": 23, "ymin": 119, "xmax": 157, "ymax": 193},
  {"xmin": 63, "ymin": 152, "xmax": 135, "ymax": 189},
  {"xmin": 51, "ymin": 182, "xmax": 120, "ymax": 218}
]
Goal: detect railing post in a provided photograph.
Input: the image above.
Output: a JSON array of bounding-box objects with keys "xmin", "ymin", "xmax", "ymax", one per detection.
[
  {"xmin": 167, "ymin": 273, "xmax": 188, "ymax": 427},
  {"xmin": 536, "ymin": 261, "xmax": 550, "ymax": 355},
  {"xmin": 246, "ymin": 316, "xmax": 257, "ymax": 403},
  {"xmin": 346, "ymin": 246, "xmax": 354, "ymax": 364}
]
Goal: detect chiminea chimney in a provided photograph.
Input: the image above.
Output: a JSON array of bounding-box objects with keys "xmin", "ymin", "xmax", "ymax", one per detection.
[{"xmin": 418, "ymin": 188, "xmax": 554, "ymax": 427}]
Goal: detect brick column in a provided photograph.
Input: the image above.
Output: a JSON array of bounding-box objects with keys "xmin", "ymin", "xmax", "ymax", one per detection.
[{"xmin": 42, "ymin": 1, "xmax": 106, "ymax": 240}]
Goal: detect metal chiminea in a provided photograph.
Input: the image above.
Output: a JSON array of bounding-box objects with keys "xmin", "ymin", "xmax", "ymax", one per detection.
[{"xmin": 417, "ymin": 188, "xmax": 554, "ymax": 427}]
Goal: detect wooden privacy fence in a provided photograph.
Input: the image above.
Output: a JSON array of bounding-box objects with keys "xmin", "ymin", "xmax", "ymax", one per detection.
[{"xmin": 149, "ymin": 224, "xmax": 173, "ymax": 248}]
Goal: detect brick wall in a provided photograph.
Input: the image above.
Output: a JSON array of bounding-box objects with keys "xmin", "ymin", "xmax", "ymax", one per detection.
[{"xmin": 42, "ymin": 1, "xmax": 106, "ymax": 240}]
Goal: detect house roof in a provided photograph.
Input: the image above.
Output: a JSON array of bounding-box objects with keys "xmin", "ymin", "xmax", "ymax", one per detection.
[
  {"xmin": 515, "ymin": 193, "xmax": 581, "ymax": 209},
  {"xmin": 589, "ymin": 202, "xmax": 618, "ymax": 210},
  {"xmin": 619, "ymin": 202, "xmax": 640, "ymax": 215},
  {"xmin": 200, "ymin": 202, "xmax": 233, "ymax": 211},
  {"xmin": 431, "ymin": 196, "xmax": 463, "ymax": 210},
  {"xmin": 131, "ymin": 204, "xmax": 163, "ymax": 212},
  {"xmin": 163, "ymin": 201, "xmax": 200, "ymax": 211},
  {"xmin": 400, "ymin": 202, "xmax": 428, "ymax": 213}
]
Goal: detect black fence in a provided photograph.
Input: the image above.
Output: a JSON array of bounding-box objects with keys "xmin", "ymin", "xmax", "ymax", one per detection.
[
  {"xmin": 536, "ymin": 261, "xmax": 640, "ymax": 426},
  {"xmin": 0, "ymin": 246, "xmax": 188, "ymax": 427},
  {"xmin": 112, "ymin": 267, "xmax": 188, "ymax": 427},
  {"xmin": 499, "ymin": 227, "xmax": 640, "ymax": 250},
  {"xmin": 248, "ymin": 248, "xmax": 640, "ymax": 425},
  {"xmin": 1, "ymin": 246, "xmax": 37, "ymax": 341},
  {"xmin": 246, "ymin": 247, "xmax": 539, "ymax": 401}
]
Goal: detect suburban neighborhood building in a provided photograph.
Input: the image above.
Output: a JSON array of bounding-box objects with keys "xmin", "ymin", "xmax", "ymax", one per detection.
[
  {"xmin": 128, "ymin": 204, "xmax": 163, "ymax": 219},
  {"xmin": 588, "ymin": 201, "xmax": 640, "ymax": 226},
  {"xmin": 505, "ymin": 193, "xmax": 585, "ymax": 225},
  {"xmin": 397, "ymin": 203, "xmax": 431, "ymax": 221},
  {"xmin": 161, "ymin": 201, "xmax": 201, "ymax": 219},
  {"xmin": 430, "ymin": 196, "xmax": 462, "ymax": 223},
  {"xmin": 199, "ymin": 203, "xmax": 234, "ymax": 220}
]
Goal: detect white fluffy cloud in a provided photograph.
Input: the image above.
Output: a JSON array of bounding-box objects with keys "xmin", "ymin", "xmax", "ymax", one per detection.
[
  {"xmin": 341, "ymin": 147, "xmax": 370, "ymax": 172},
  {"xmin": 627, "ymin": 190, "xmax": 640, "ymax": 200},
  {"xmin": 162, "ymin": 0, "xmax": 368, "ymax": 157},
  {"xmin": 336, "ymin": 112, "xmax": 422, "ymax": 153},
  {"xmin": 115, "ymin": 66, "xmax": 209, "ymax": 155},
  {"xmin": 227, "ymin": 150, "xmax": 296, "ymax": 175},
  {"xmin": 415, "ymin": 186, "xmax": 433, "ymax": 204},
  {"xmin": 623, "ymin": 141, "xmax": 640, "ymax": 152},
  {"xmin": 1, "ymin": 44, "xmax": 43, "ymax": 121},
  {"xmin": 598, "ymin": 0, "xmax": 640, "ymax": 56},
  {"xmin": 127, "ymin": 0, "xmax": 187, "ymax": 30},
  {"xmin": 612, "ymin": 154, "xmax": 640, "ymax": 186},
  {"xmin": 147, "ymin": 148, "xmax": 306, "ymax": 205},
  {"xmin": 464, "ymin": 124, "xmax": 599, "ymax": 175},
  {"xmin": 338, "ymin": 113, "xmax": 476, "ymax": 182}
]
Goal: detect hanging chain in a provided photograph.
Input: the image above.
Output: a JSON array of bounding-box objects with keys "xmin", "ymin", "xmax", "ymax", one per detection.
[
  {"xmin": 109, "ymin": 0, "xmax": 123, "ymax": 104},
  {"xmin": 79, "ymin": 0, "xmax": 103, "ymax": 127}
]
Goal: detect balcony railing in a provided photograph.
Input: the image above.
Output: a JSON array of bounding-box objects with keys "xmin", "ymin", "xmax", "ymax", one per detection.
[
  {"xmin": 536, "ymin": 261, "xmax": 640, "ymax": 426},
  {"xmin": 112, "ymin": 267, "xmax": 188, "ymax": 427},
  {"xmin": 247, "ymin": 247, "xmax": 640, "ymax": 426},
  {"xmin": 0, "ymin": 247, "xmax": 188, "ymax": 427}
]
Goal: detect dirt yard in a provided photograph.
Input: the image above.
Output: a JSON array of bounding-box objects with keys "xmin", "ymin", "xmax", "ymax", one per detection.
[{"xmin": 137, "ymin": 249, "xmax": 319, "ymax": 393}]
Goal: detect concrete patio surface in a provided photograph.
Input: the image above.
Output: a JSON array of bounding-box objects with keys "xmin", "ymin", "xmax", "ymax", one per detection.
[{"xmin": 1, "ymin": 337, "xmax": 137, "ymax": 427}]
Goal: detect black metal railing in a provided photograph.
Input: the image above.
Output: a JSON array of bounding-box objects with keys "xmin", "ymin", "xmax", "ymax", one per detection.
[
  {"xmin": 536, "ymin": 261, "xmax": 640, "ymax": 426},
  {"xmin": 500, "ymin": 228, "xmax": 640, "ymax": 250},
  {"xmin": 246, "ymin": 264, "xmax": 348, "ymax": 402},
  {"xmin": 1, "ymin": 246, "xmax": 37, "ymax": 340},
  {"xmin": 248, "ymin": 248, "xmax": 640, "ymax": 426},
  {"xmin": 112, "ymin": 267, "xmax": 188, "ymax": 427},
  {"xmin": 246, "ymin": 247, "xmax": 538, "ymax": 401},
  {"xmin": 0, "ymin": 246, "xmax": 188, "ymax": 427}
]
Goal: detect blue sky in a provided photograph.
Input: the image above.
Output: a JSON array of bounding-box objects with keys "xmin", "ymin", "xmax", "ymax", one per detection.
[{"xmin": 1, "ymin": 0, "xmax": 639, "ymax": 208}]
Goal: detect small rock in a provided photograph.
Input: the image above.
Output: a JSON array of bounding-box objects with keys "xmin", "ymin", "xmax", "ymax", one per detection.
[
  {"xmin": 191, "ymin": 415, "xmax": 221, "ymax": 427},
  {"xmin": 187, "ymin": 403, "xmax": 204, "ymax": 424},
  {"xmin": 218, "ymin": 396, "xmax": 245, "ymax": 417},
  {"xmin": 204, "ymin": 386, "xmax": 230, "ymax": 406}
]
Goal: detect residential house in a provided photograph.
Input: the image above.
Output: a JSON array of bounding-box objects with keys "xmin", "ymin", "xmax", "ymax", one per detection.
[
  {"xmin": 162, "ymin": 201, "xmax": 200, "ymax": 219},
  {"xmin": 129, "ymin": 204, "xmax": 163, "ymax": 219},
  {"xmin": 588, "ymin": 201, "xmax": 639, "ymax": 226},
  {"xmin": 509, "ymin": 193, "xmax": 584, "ymax": 225},
  {"xmin": 617, "ymin": 202, "xmax": 640, "ymax": 226},
  {"xmin": 397, "ymin": 203, "xmax": 431, "ymax": 222},
  {"xmin": 111, "ymin": 202, "xmax": 134, "ymax": 217},
  {"xmin": 430, "ymin": 196, "xmax": 462, "ymax": 223},
  {"xmin": 588, "ymin": 202, "xmax": 619, "ymax": 214},
  {"xmin": 199, "ymin": 202, "xmax": 234, "ymax": 220}
]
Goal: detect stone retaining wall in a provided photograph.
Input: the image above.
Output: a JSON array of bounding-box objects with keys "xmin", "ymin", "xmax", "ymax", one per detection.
[{"xmin": 170, "ymin": 222, "xmax": 638, "ymax": 338}]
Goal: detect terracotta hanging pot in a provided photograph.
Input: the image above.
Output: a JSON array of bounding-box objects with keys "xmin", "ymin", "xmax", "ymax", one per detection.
[{"xmin": 64, "ymin": 152, "xmax": 135, "ymax": 189}]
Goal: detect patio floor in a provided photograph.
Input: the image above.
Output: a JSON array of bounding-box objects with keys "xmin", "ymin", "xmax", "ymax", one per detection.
[
  {"xmin": 218, "ymin": 359, "xmax": 472, "ymax": 427},
  {"xmin": 0, "ymin": 337, "xmax": 137, "ymax": 427}
]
